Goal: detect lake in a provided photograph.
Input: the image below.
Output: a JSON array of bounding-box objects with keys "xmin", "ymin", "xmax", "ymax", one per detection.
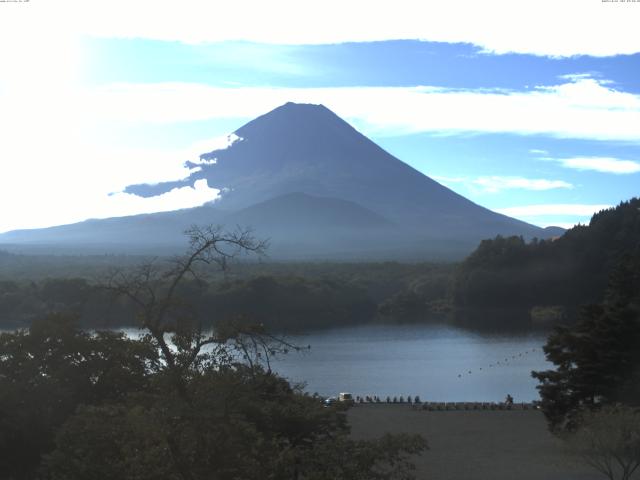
[
  {"xmin": 269, "ymin": 324, "xmax": 551, "ymax": 402},
  {"xmin": 4, "ymin": 322, "xmax": 551, "ymax": 402}
]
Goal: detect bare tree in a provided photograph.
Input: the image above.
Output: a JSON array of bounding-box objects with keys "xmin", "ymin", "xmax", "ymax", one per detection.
[
  {"xmin": 102, "ymin": 225, "xmax": 314, "ymax": 480},
  {"xmin": 567, "ymin": 405, "xmax": 640, "ymax": 480},
  {"xmin": 104, "ymin": 225, "xmax": 298, "ymax": 395}
]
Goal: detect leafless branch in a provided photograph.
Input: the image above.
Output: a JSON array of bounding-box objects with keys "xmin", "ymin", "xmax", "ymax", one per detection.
[{"xmin": 99, "ymin": 225, "xmax": 285, "ymax": 396}]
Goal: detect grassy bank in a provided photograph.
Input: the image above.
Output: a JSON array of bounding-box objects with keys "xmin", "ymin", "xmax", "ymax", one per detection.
[{"xmin": 348, "ymin": 404, "xmax": 600, "ymax": 480}]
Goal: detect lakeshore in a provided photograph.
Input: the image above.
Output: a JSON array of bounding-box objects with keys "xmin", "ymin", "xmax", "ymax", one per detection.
[
  {"xmin": 271, "ymin": 323, "xmax": 550, "ymax": 402},
  {"xmin": 348, "ymin": 404, "xmax": 602, "ymax": 480}
]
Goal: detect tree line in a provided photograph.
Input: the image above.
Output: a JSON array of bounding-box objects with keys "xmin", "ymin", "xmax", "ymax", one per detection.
[
  {"xmin": 451, "ymin": 198, "xmax": 640, "ymax": 327},
  {"xmin": 0, "ymin": 261, "xmax": 454, "ymax": 332},
  {"xmin": 0, "ymin": 226, "xmax": 426, "ymax": 480}
]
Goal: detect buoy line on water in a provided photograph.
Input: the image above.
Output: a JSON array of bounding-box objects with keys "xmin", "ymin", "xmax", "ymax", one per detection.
[{"xmin": 455, "ymin": 347, "xmax": 541, "ymax": 379}]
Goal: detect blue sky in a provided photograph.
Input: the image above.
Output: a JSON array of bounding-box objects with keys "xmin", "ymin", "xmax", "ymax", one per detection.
[
  {"xmin": 1, "ymin": 0, "xmax": 639, "ymax": 232},
  {"xmin": 86, "ymin": 39, "xmax": 640, "ymax": 93}
]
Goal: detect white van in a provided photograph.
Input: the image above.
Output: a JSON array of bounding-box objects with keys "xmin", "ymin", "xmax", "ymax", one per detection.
[{"xmin": 339, "ymin": 392, "xmax": 354, "ymax": 403}]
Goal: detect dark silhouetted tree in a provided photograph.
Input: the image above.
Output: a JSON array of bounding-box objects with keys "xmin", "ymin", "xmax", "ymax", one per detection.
[
  {"xmin": 532, "ymin": 252, "xmax": 640, "ymax": 432},
  {"xmin": 1, "ymin": 226, "xmax": 428, "ymax": 480}
]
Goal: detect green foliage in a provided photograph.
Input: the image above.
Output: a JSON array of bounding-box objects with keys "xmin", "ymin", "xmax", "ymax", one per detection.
[
  {"xmin": 376, "ymin": 268, "xmax": 453, "ymax": 321},
  {"xmin": 532, "ymin": 251, "xmax": 640, "ymax": 432},
  {"xmin": 0, "ymin": 315, "xmax": 426, "ymax": 480},
  {"xmin": 299, "ymin": 433, "xmax": 427, "ymax": 480},
  {"xmin": 210, "ymin": 275, "xmax": 377, "ymax": 330},
  {"xmin": 453, "ymin": 198, "xmax": 640, "ymax": 326},
  {"xmin": 0, "ymin": 262, "xmax": 456, "ymax": 331},
  {"xmin": 45, "ymin": 404, "xmax": 173, "ymax": 480},
  {"xmin": 0, "ymin": 314, "xmax": 156, "ymax": 480},
  {"xmin": 45, "ymin": 369, "xmax": 331, "ymax": 480}
]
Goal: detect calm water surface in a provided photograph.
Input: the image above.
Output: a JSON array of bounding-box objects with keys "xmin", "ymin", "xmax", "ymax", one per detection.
[
  {"xmin": 9, "ymin": 323, "xmax": 550, "ymax": 403},
  {"xmin": 269, "ymin": 324, "xmax": 550, "ymax": 402}
]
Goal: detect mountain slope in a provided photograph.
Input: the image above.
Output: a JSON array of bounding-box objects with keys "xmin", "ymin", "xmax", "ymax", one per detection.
[
  {"xmin": 0, "ymin": 206, "xmax": 225, "ymax": 253},
  {"xmin": 126, "ymin": 102, "xmax": 545, "ymax": 240},
  {"xmin": 1, "ymin": 102, "xmax": 560, "ymax": 259},
  {"xmin": 226, "ymin": 192, "xmax": 393, "ymax": 230},
  {"xmin": 0, "ymin": 193, "xmax": 397, "ymax": 257}
]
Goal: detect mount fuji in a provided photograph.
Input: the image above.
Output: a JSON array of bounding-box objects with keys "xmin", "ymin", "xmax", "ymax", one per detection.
[{"xmin": 0, "ymin": 103, "xmax": 562, "ymax": 259}]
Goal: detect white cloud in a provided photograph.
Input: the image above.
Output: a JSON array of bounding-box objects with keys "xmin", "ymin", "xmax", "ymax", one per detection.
[
  {"xmin": 493, "ymin": 203, "xmax": 614, "ymax": 229},
  {"xmin": 557, "ymin": 157, "xmax": 640, "ymax": 174},
  {"xmin": 431, "ymin": 176, "xmax": 468, "ymax": 185},
  {"xmin": 0, "ymin": 118, "xmax": 228, "ymax": 232},
  {"xmin": 532, "ymin": 150, "xmax": 640, "ymax": 174},
  {"xmin": 4, "ymin": 0, "xmax": 638, "ymax": 57},
  {"xmin": 559, "ymin": 73, "xmax": 603, "ymax": 82},
  {"xmin": 104, "ymin": 179, "xmax": 219, "ymax": 218},
  {"xmin": 495, "ymin": 204, "xmax": 612, "ymax": 217},
  {"xmin": 433, "ymin": 175, "xmax": 573, "ymax": 193},
  {"xmin": 543, "ymin": 222, "xmax": 584, "ymax": 230},
  {"xmin": 83, "ymin": 79, "xmax": 640, "ymax": 142},
  {"xmin": 187, "ymin": 134, "xmax": 243, "ymax": 165},
  {"xmin": 0, "ymin": 178, "xmax": 219, "ymax": 234},
  {"xmin": 472, "ymin": 177, "xmax": 573, "ymax": 193}
]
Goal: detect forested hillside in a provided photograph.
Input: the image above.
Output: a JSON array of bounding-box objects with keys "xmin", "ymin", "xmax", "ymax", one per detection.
[
  {"xmin": 452, "ymin": 198, "xmax": 640, "ymax": 326},
  {"xmin": 0, "ymin": 257, "xmax": 454, "ymax": 332}
]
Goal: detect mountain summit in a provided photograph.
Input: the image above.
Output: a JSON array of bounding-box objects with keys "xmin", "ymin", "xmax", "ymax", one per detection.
[
  {"xmin": 127, "ymin": 102, "xmax": 545, "ymax": 238},
  {"xmin": 1, "ymin": 103, "xmax": 558, "ymax": 259}
]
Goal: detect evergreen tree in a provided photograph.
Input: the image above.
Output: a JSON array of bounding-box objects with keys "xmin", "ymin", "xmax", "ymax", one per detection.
[
  {"xmin": 453, "ymin": 197, "xmax": 640, "ymax": 323},
  {"xmin": 532, "ymin": 252, "xmax": 640, "ymax": 432}
]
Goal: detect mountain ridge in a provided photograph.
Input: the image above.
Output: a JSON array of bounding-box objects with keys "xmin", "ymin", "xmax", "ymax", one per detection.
[{"xmin": 1, "ymin": 102, "xmax": 563, "ymax": 259}]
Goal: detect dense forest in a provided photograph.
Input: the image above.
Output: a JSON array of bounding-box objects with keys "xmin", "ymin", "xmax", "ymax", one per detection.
[
  {"xmin": 0, "ymin": 253, "xmax": 454, "ymax": 331},
  {"xmin": 451, "ymin": 198, "xmax": 640, "ymax": 327}
]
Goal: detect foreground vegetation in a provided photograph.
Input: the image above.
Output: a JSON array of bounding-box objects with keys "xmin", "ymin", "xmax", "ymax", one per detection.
[
  {"xmin": 529, "ymin": 217, "xmax": 640, "ymax": 479},
  {"xmin": 0, "ymin": 315, "xmax": 426, "ymax": 480},
  {"xmin": 0, "ymin": 227, "xmax": 426, "ymax": 480},
  {"xmin": 532, "ymin": 248, "xmax": 640, "ymax": 432}
]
